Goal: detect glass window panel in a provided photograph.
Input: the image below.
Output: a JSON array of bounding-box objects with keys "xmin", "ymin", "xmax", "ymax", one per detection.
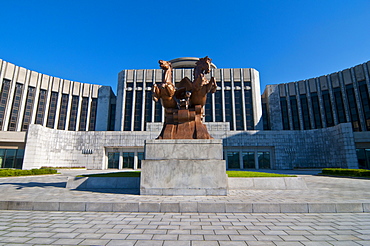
[
  {"xmin": 258, "ymin": 151, "xmax": 270, "ymax": 169},
  {"xmin": 4, "ymin": 149, "xmax": 16, "ymax": 168},
  {"xmin": 137, "ymin": 152, "xmax": 144, "ymax": 169},
  {"xmin": 8, "ymin": 83, "xmax": 24, "ymax": 131},
  {"xmin": 88, "ymin": 98, "xmax": 98, "ymax": 131},
  {"xmin": 242, "ymin": 151, "xmax": 255, "ymax": 169},
  {"xmin": 123, "ymin": 152, "xmax": 134, "ymax": 169},
  {"xmin": 107, "ymin": 152, "xmax": 119, "ymax": 169},
  {"xmin": 227, "ymin": 151, "xmax": 240, "ymax": 169},
  {"xmin": 0, "ymin": 80, "xmax": 11, "ymax": 129},
  {"xmin": 280, "ymin": 97, "xmax": 290, "ymax": 130},
  {"xmin": 79, "ymin": 97, "xmax": 89, "ymax": 131}
]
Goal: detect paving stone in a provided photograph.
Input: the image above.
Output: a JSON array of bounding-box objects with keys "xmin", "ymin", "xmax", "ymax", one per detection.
[
  {"xmin": 106, "ymin": 240, "xmax": 137, "ymax": 246},
  {"xmin": 139, "ymin": 202, "xmax": 161, "ymax": 212},
  {"xmin": 135, "ymin": 240, "xmax": 163, "ymax": 246},
  {"xmin": 86, "ymin": 202, "xmax": 113, "ymax": 212},
  {"xmin": 336, "ymin": 203, "xmax": 364, "ymax": 213},
  {"xmin": 226, "ymin": 203, "xmax": 252, "ymax": 213},
  {"xmin": 160, "ymin": 202, "xmax": 180, "ymax": 212},
  {"xmin": 179, "ymin": 202, "xmax": 198, "ymax": 212},
  {"xmin": 163, "ymin": 241, "xmax": 190, "ymax": 246},
  {"xmin": 253, "ymin": 203, "xmax": 280, "ymax": 213},
  {"xmin": 51, "ymin": 238, "xmax": 84, "ymax": 245},
  {"xmin": 59, "ymin": 202, "xmax": 86, "ymax": 211},
  {"xmin": 198, "ymin": 202, "xmax": 226, "ymax": 213},
  {"xmin": 192, "ymin": 241, "xmax": 219, "ymax": 246},
  {"xmin": 113, "ymin": 203, "xmax": 139, "ymax": 212}
]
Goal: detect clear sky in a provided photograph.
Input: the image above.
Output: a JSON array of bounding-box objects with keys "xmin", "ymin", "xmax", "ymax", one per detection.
[{"xmin": 1, "ymin": 0, "xmax": 369, "ymax": 94}]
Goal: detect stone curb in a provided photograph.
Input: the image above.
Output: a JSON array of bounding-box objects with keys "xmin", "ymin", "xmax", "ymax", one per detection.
[{"xmin": 1, "ymin": 201, "xmax": 369, "ymax": 213}]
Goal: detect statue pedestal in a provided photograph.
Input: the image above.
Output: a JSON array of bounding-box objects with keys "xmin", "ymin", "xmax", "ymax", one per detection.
[{"xmin": 140, "ymin": 139, "xmax": 228, "ymax": 196}]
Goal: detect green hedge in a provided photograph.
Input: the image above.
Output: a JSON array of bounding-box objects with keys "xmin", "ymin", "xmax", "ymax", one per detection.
[
  {"xmin": 0, "ymin": 168, "xmax": 57, "ymax": 177},
  {"xmin": 321, "ymin": 168, "xmax": 370, "ymax": 177}
]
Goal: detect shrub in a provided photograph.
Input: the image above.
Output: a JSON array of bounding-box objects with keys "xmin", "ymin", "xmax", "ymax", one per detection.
[
  {"xmin": 0, "ymin": 168, "xmax": 57, "ymax": 177},
  {"xmin": 321, "ymin": 168, "xmax": 370, "ymax": 177}
]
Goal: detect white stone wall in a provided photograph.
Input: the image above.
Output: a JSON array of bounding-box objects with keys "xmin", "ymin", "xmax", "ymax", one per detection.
[{"xmin": 23, "ymin": 122, "xmax": 358, "ymax": 170}]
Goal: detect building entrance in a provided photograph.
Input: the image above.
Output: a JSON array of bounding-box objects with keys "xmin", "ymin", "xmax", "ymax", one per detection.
[
  {"xmin": 225, "ymin": 148, "xmax": 273, "ymax": 169},
  {"xmin": 106, "ymin": 148, "xmax": 144, "ymax": 170}
]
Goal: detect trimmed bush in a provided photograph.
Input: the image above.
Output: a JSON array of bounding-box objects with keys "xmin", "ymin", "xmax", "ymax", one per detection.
[
  {"xmin": 0, "ymin": 168, "xmax": 57, "ymax": 177},
  {"xmin": 321, "ymin": 168, "xmax": 370, "ymax": 177}
]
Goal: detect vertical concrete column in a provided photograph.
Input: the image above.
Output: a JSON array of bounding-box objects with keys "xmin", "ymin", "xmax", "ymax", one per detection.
[
  {"xmin": 64, "ymin": 80, "xmax": 73, "ymax": 130},
  {"xmin": 265, "ymin": 84, "xmax": 283, "ymax": 130},
  {"xmin": 42, "ymin": 75, "xmax": 52, "ymax": 127},
  {"xmin": 75, "ymin": 83, "xmax": 83, "ymax": 131},
  {"xmin": 53, "ymin": 78, "xmax": 63, "ymax": 129},
  {"xmin": 251, "ymin": 69, "xmax": 263, "ymax": 130},
  {"xmin": 316, "ymin": 77, "xmax": 326, "ymax": 128},
  {"xmin": 30, "ymin": 72, "xmax": 41, "ymax": 125},
  {"xmin": 221, "ymin": 69, "xmax": 226, "ymax": 122},
  {"xmin": 350, "ymin": 67, "xmax": 366, "ymax": 131},
  {"xmin": 338, "ymin": 72, "xmax": 351, "ymax": 122},
  {"xmin": 211, "ymin": 69, "xmax": 216, "ymax": 122},
  {"xmin": 284, "ymin": 84, "xmax": 293, "ymax": 130},
  {"xmin": 327, "ymin": 75, "xmax": 338, "ymax": 125},
  {"xmin": 115, "ymin": 70, "xmax": 125, "ymax": 131},
  {"xmin": 151, "ymin": 70, "xmax": 156, "ymax": 123},
  {"xmin": 230, "ymin": 69, "xmax": 236, "ymax": 130},
  {"xmin": 131, "ymin": 71, "xmax": 137, "ymax": 131},
  {"xmin": 306, "ymin": 79, "xmax": 315, "ymax": 129},
  {"xmin": 85, "ymin": 84, "xmax": 92, "ymax": 131},
  {"xmin": 240, "ymin": 69, "xmax": 247, "ymax": 131},
  {"xmin": 141, "ymin": 70, "xmax": 146, "ymax": 131},
  {"xmin": 0, "ymin": 59, "xmax": 4, "ymax": 88},
  {"xmin": 295, "ymin": 82, "xmax": 304, "ymax": 130},
  {"xmin": 16, "ymin": 68, "xmax": 30, "ymax": 131}
]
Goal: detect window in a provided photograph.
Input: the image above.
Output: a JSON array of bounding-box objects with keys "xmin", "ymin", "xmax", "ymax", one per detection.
[
  {"xmin": 122, "ymin": 152, "xmax": 134, "ymax": 168},
  {"xmin": 46, "ymin": 92, "xmax": 58, "ymax": 128},
  {"xmin": 108, "ymin": 103, "xmax": 116, "ymax": 131},
  {"xmin": 8, "ymin": 83, "xmax": 24, "ymax": 131},
  {"xmin": 358, "ymin": 81, "xmax": 370, "ymax": 130},
  {"xmin": 22, "ymin": 87, "xmax": 36, "ymax": 131},
  {"xmin": 322, "ymin": 90, "xmax": 334, "ymax": 127},
  {"xmin": 258, "ymin": 151, "xmax": 270, "ymax": 169},
  {"xmin": 244, "ymin": 87, "xmax": 254, "ymax": 129},
  {"xmin": 0, "ymin": 79, "xmax": 11, "ymax": 129},
  {"xmin": 346, "ymin": 84, "xmax": 361, "ymax": 131},
  {"xmin": 242, "ymin": 151, "xmax": 255, "ymax": 169},
  {"xmin": 137, "ymin": 152, "xmax": 144, "ymax": 169},
  {"xmin": 227, "ymin": 151, "xmax": 240, "ymax": 169},
  {"xmin": 0, "ymin": 149, "xmax": 24, "ymax": 169},
  {"xmin": 108, "ymin": 152, "xmax": 119, "ymax": 169},
  {"xmin": 144, "ymin": 89, "xmax": 153, "ymax": 130},
  {"xmin": 57, "ymin": 94, "xmax": 69, "ymax": 130},
  {"xmin": 311, "ymin": 93, "xmax": 322, "ymax": 128},
  {"xmin": 68, "ymin": 96, "xmax": 79, "ymax": 131},
  {"xmin": 79, "ymin": 97, "xmax": 89, "ymax": 131},
  {"xmin": 234, "ymin": 90, "xmax": 243, "ymax": 130},
  {"xmin": 134, "ymin": 90, "xmax": 143, "ymax": 131},
  {"xmin": 224, "ymin": 90, "xmax": 233, "ymax": 130},
  {"xmin": 280, "ymin": 97, "xmax": 290, "ymax": 130},
  {"xmin": 205, "ymin": 93, "xmax": 213, "ymax": 122},
  {"xmin": 300, "ymin": 95, "xmax": 311, "ymax": 130},
  {"xmin": 88, "ymin": 98, "xmax": 98, "ymax": 131},
  {"xmin": 333, "ymin": 88, "xmax": 346, "ymax": 124},
  {"xmin": 124, "ymin": 90, "xmax": 133, "ymax": 130},
  {"xmin": 35, "ymin": 90, "xmax": 47, "ymax": 125},
  {"xmin": 290, "ymin": 96, "xmax": 300, "ymax": 130},
  {"xmin": 214, "ymin": 90, "xmax": 223, "ymax": 122}
]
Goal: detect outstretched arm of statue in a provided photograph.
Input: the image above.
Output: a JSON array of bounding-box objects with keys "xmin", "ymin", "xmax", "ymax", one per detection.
[
  {"xmin": 152, "ymin": 84, "xmax": 160, "ymax": 102},
  {"xmin": 210, "ymin": 77, "xmax": 217, "ymax": 93}
]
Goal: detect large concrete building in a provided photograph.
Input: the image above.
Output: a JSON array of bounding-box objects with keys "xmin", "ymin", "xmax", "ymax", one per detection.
[{"xmin": 0, "ymin": 57, "xmax": 368, "ymax": 170}]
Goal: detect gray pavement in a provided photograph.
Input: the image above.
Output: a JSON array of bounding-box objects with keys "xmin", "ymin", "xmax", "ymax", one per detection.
[
  {"xmin": 0, "ymin": 210, "xmax": 369, "ymax": 245},
  {"xmin": 0, "ymin": 169, "xmax": 369, "ymax": 213},
  {"xmin": 1, "ymin": 170, "xmax": 370, "ymax": 245}
]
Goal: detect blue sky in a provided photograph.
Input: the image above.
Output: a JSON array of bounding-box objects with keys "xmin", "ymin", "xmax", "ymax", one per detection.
[{"xmin": 1, "ymin": 0, "xmax": 369, "ymax": 94}]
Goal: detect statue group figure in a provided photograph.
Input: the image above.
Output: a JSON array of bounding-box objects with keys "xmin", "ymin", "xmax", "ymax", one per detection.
[{"xmin": 152, "ymin": 56, "xmax": 217, "ymax": 139}]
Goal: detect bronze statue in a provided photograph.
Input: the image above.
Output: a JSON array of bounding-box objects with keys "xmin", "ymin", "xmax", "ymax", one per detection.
[{"xmin": 153, "ymin": 56, "xmax": 217, "ymax": 139}]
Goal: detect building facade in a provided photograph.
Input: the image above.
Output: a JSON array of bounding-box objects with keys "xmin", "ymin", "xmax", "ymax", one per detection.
[{"xmin": 0, "ymin": 57, "xmax": 368, "ymax": 170}]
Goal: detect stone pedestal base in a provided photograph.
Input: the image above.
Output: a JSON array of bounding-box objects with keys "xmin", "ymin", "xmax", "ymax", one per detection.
[{"xmin": 140, "ymin": 139, "xmax": 228, "ymax": 196}]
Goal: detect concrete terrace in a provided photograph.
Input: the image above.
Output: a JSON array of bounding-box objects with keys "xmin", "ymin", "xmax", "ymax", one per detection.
[{"xmin": 0, "ymin": 169, "xmax": 369, "ymax": 213}]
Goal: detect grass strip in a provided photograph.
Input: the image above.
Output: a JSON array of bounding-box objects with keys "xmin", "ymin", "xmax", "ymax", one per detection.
[
  {"xmin": 0, "ymin": 168, "xmax": 58, "ymax": 177},
  {"xmin": 80, "ymin": 171, "xmax": 141, "ymax": 177},
  {"xmin": 320, "ymin": 168, "xmax": 370, "ymax": 177},
  {"xmin": 226, "ymin": 171, "xmax": 295, "ymax": 177}
]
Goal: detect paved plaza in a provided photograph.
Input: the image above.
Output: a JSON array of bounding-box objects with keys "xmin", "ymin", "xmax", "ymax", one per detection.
[
  {"xmin": 0, "ymin": 210, "xmax": 369, "ymax": 245},
  {"xmin": 0, "ymin": 170, "xmax": 370, "ymax": 245}
]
